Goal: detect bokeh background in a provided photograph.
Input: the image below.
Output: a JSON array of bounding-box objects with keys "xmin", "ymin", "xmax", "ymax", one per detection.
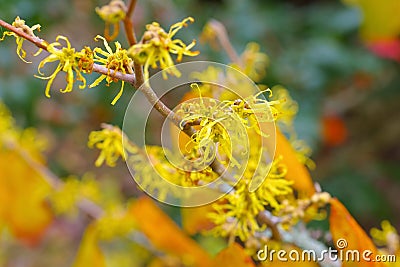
[{"xmin": 1, "ymin": 0, "xmax": 399, "ymax": 265}]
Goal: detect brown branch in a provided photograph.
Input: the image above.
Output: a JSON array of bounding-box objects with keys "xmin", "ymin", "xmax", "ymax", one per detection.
[
  {"xmin": 257, "ymin": 211, "xmax": 282, "ymax": 241},
  {"xmin": 0, "ymin": 19, "xmax": 48, "ymax": 50},
  {"xmin": 0, "ymin": 18, "xmax": 137, "ymax": 85},
  {"xmin": 125, "ymin": 0, "xmax": 137, "ymax": 19},
  {"xmin": 208, "ymin": 19, "xmax": 242, "ymax": 66},
  {"xmin": 123, "ymin": 0, "xmax": 144, "ymax": 88},
  {"xmin": 92, "ymin": 64, "xmax": 135, "ymax": 83}
]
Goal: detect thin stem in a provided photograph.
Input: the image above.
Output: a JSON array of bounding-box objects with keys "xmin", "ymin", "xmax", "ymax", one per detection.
[
  {"xmin": 0, "ymin": 19, "xmax": 48, "ymax": 50},
  {"xmin": 208, "ymin": 19, "xmax": 242, "ymax": 66},
  {"xmin": 257, "ymin": 211, "xmax": 282, "ymax": 241},
  {"xmin": 0, "ymin": 19, "xmax": 138, "ymax": 84},
  {"xmin": 123, "ymin": 0, "xmax": 144, "ymax": 88}
]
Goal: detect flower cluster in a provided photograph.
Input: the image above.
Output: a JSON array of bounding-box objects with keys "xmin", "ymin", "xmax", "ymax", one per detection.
[
  {"xmin": 35, "ymin": 36, "xmax": 91, "ymax": 98},
  {"xmin": 276, "ymin": 191, "xmax": 331, "ymax": 229},
  {"xmin": 90, "ymin": 35, "xmax": 133, "ymax": 105},
  {"xmin": 48, "ymin": 175, "xmax": 101, "ymax": 215},
  {"xmin": 128, "ymin": 17, "xmax": 199, "ymax": 81},
  {"xmin": 235, "ymin": 42, "xmax": 269, "ymax": 83},
  {"xmin": 208, "ymin": 157, "xmax": 293, "ymax": 242},
  {"xmin": 88, "ymin": 123, "xmax": 133, "ymax": 167},
  {"xmin": 95, "ymin": 0, "xmax": 127, "ymax": 41},
  {"xmin": 94, "ymin": 204, "xmax": 136, "ymax": 240},
  {"xmin": 0, "ymin": 101, "xmax": 47, "ymax": 160},
  {"xmin": 0, "ymin": 16, "xmax": 41, "ymax": 63}
]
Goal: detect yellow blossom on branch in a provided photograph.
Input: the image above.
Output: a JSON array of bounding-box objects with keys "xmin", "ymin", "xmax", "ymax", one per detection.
[
  {"xmin": 95, "ymin": 0, "xmax": 127, "ymax": 41},
  {"xmin": 89, "ymin": 35, "xmax": 133, "ymax": 105},
  {"xmin": 49, "ymin": 175, "xmax": 101, "ymax": 215},
  {"xmin": 207, "ymin": 157, "xmax": 293, "ymax": 242},
  {"xmin": 128, "ymin": 17, "xmax": 199, "ymax": 81},
  {"xmin": 229, "ymin": 42, "xmax": 269, "ymax": 83},
  {"xmin": 35, "ymin": 36, "xmax": 91, "ymax": 98},
  {"xmin": 0, "ymin": 16, "xmax": 41, "ymax": 63},
  {"xmin": 88, "ymin": 124, "xmax": 138, "ymax": 167}
]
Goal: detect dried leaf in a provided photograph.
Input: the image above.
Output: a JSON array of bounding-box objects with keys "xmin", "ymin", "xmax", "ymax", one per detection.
[
  {"xmin": 329, "ymin": 198, "xmax": 385, "ymax": 267},
  {"xmin": 0, "ymin": 149, "xmax": 53, "ymax": 245},
  {"xmin": 212, "ymin": 243, "xmax": 255, "ymax": 267},
  {"xmin": 273, "ymin": 129, "xmax": 315, "ymax": 196},
  {"xmin": 181, "ymin": 204, "xmax": 215, "ymax": 235},
  {"xmin": 130, "ymin": 197, "xmax": 212, "ymax": 267}
]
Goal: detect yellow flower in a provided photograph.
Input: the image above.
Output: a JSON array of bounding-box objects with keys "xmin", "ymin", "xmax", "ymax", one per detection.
[
  {"xmin": 231, "ymin": 42, "xmax": 269, "ymax": 83},
  {"xmin": 370, "ymin": 220, "xmax": 399, "ymax": 254},
  {"xmin": 89, "ymin": 35, "xmax": 133, "ymax": 105},
  {"xmin": 88, "ymin": 125, "xmax": 125, "ymax": 167},
  {"xmin": 207, "ymin": 157, "xmax": 293, "ymax": 242},
  {"xmin": 277, "ymin": 191, "xmax": 331, "ymax": 229},
  {"xmin": 0, "ymin": 101, "xmax": 14, "ymax": 133},
  {"xmin": 88, "ymin": 124, "xmax": 138, "ymax": 167},
  {"xmin": 94, "ymin": 204, "xmax": 136, "ymax": 240},
  {"xmin": 270, "ymin": 86, "xmax": 298, "ymax": 131},
  {"xmin": 128, "ymin": 17, "xmax": 199, "ymax": 81},
  {"xmin": 35, "ymin": 36, "xmax": 89, "ymax": 98},
  {"xmin": 95, "ymin": 0, "xmax": 127, "ymax": 41},
  {"xmin": 0, "ymin": 16, "xmax": 41, "ymax": 63},
  {"xmin": 48, "ymin": 175, "xmax": 101, "ymax": 215}
]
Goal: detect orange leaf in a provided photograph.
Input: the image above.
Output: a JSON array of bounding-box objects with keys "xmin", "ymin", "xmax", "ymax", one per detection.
[
  {"xmin": 329, "ymin": 198, "xmax": 385, "ymax": 267},
  {"xmin": 0, "ymin": 149, "xmax": 53, "ymax": 245},
  {"xmin": 212, "ymin": 243, "xmax": 255, "ymax": 267},
  {"xmin": 72, "ymin": 224, "xmax": 106, "ymax": 267},
  {"xmin": 181, "ymin": 204, "xmax": 215, "ymax": 235},
  {"xmin": 272, "ymin": 129, "xmax": 315, "ymax": 196},
  {"xmin": 322, "ymin": 115, "xmax": 348, "ymax": 147},
  {"xmin": 130, "ymin": 197, "xmax": 212, "ymax": 267}
]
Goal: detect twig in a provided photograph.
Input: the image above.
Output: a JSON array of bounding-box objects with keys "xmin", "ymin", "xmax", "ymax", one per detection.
[
  {"xmin": 208, "ymin": 19, "xmax": 242, "ymax": 66},
  {"xmin": 123, "ymin": 0, "xmax": 144, "ymax": 88},
  {"xmin": 125, "ymin": 0, "xmax": 137, "ymax": 19},
  {"xmin": 257, "ymin": 211, "xmax": 282, "ymax": 241},
  {"xmin": 0, "ymin": 19, "xmax": 137, "ymax": 85},
  {"xmin": 0, "ymin": 19, "xmax": 48, "ymax": 50}
]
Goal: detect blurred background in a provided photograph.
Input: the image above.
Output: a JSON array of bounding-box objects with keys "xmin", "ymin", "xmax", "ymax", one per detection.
[{"xmin": 1, "ymin": 0, "xmax": 399, "ymax": 265}]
